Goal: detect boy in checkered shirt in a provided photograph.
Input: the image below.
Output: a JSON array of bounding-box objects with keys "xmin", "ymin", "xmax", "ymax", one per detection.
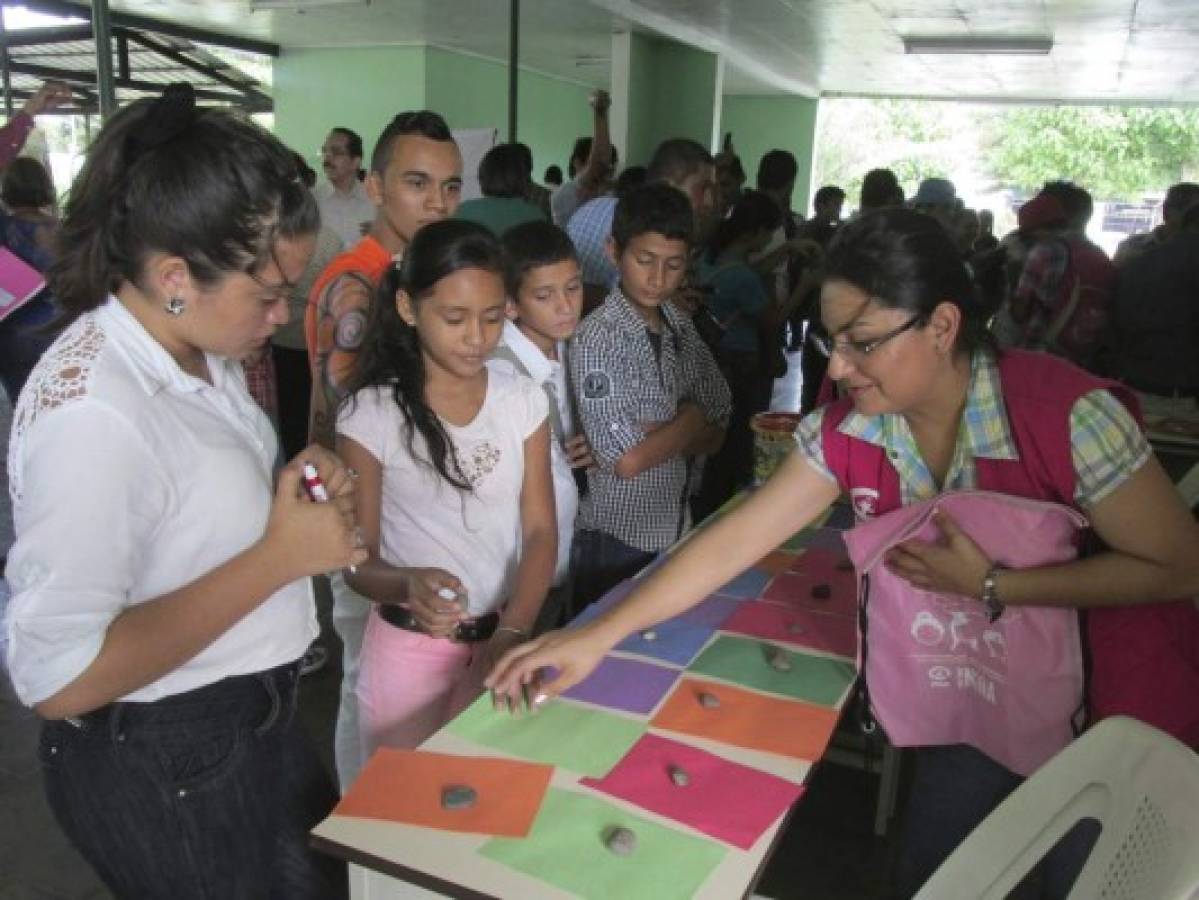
[{"xmin": 568, "ymin": 183, "xmax": 731, "ymax": 614}]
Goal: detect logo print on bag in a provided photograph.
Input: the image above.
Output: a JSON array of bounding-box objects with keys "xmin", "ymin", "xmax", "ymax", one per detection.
[{"xmin": 850, "ymin": 487, "xmax": 880, "ymax": 520}]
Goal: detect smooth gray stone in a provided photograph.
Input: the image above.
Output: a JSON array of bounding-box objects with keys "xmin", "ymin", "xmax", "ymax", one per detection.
[
  {"xmin": 698, "ymin": 691, "xmax": 721, "ymax": 709},
  {"xmin": 768, "ymin": 648, "xmax": 793, "ymax": 672},
  {"xmin": 668, "ymin": 765, "xmax": 690, "ymax": 787},
  {"xmin": 641, "ymin": 629, "xmax": 657, "ymax": 641},
  {"xmin": 605, "ymin": 826, "xmax": 637, "ymax": 856},
  {"xmin": 441, "ymin": 785, "xmax": 477, "ymax": 810}
]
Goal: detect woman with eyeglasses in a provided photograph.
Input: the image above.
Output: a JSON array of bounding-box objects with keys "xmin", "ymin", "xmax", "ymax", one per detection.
[{"xmin": 489, "ymin": 208, "xmax": 1199, "ymax": 897}]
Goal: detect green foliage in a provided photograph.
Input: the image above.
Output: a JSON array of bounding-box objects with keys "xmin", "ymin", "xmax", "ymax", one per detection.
[
  {"xmin": 980, "ymin": 106, "xmax": 1199, "ymax": 200},
  {"xmin": 814, "ymin": 99, "xmax": 1199, "ymax": 208}
]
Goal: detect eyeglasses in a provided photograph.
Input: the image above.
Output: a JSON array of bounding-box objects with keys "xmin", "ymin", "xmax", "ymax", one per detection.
[{"xmin": 810, "ymin": 314, "xmax": 924, "ymax": 362}]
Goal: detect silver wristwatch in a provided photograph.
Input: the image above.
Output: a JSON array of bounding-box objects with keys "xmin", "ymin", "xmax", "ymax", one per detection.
[{"xmin": 981, "ymin": 565, "xmax": 1005, "ymax": 623}]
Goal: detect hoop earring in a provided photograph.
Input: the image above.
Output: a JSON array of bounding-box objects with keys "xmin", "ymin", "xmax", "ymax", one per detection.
[{"xmin": 164, "ymin": 297, "xmax": 185, "ymax": 316}]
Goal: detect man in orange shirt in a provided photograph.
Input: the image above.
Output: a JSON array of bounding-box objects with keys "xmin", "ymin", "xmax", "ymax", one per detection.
[
  {"xmin": 307, "ymin": 110, "xmax": 464, "ymax": 449},
  {"xmin": 305, "ymin": 110, "xmax": 462, "ymax": 790}
]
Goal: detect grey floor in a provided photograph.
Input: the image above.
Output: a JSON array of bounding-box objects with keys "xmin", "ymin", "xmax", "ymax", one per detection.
[{"xmin": 0, "ymin": 354, "xmax": 901, "ymax": 899}]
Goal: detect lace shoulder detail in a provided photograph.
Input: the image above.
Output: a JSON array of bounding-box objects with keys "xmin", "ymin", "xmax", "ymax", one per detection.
[{"xmin": 8, "ymin": 315, "xmax": 106, "ymax": 507}]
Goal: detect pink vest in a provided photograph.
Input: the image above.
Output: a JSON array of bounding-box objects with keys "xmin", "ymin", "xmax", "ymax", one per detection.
[{"xmin": 823, "ymin": 350, "xmax": 1199, "ymax": 752}]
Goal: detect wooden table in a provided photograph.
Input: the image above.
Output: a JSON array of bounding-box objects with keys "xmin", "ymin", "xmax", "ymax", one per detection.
[{"xmin": 312, "ymin": 499, "xmax": 859, "ymax": 900}]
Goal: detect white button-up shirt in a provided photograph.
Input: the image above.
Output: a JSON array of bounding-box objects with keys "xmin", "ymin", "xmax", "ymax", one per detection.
[
  {"xmin": 4, "ymin": 298, "xmax": 316, "ymax": 706},
  {"xmin": 314, "ymin": 179, "xmax": 377, "ymax": 250},
  {"xmin": 487, "ymin": 321, "xmax": 578, "ymax": 585}
]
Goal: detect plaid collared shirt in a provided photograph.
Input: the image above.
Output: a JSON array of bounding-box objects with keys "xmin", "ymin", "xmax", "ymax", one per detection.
[
  {"xmin": 795, "ymin": 351, "xmax": 1149, "ymax": 508},
  {"xmin": 571, "ymin": 288, "xmax": 731, "ymax": 551}
]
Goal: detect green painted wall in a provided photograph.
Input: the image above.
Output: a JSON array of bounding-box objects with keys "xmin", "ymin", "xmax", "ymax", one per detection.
[
  {"xmin": 621, "ymin": 35, "xmax": 719, "ymax": 167},
  {"xmin": 273, "ymin": 45, "xmax": 427, "ymax": 168},
  {"xmin": 720, "ymin": 95, "xmax": 819, "ymax": 214},
  {"xmin": 649, "ymin": 40, "xmax": 718, "ymax": 155},
  {"xmin": 623, "ymin": 32, "xmax": 657, "ymax": 168},
  {"xmin": 424, "ymin": 47, "xmax": 593, "ymax": 180}
]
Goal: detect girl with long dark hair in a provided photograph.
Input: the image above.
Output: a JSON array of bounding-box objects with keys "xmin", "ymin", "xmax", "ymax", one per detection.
[{"xmin": 337, "ymin": 218, "xmax": 555, "ymax": 755}]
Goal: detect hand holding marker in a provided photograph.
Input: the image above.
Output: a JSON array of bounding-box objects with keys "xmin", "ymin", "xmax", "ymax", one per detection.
[{"xmin": 302, "ymin": 462, "xmax": 358, "ymax": 575}]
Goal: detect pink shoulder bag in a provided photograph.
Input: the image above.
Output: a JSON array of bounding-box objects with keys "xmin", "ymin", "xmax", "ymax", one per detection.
[{"xmin": 842, "ymin": 490, "xmax": 1089, "ymax": 776}]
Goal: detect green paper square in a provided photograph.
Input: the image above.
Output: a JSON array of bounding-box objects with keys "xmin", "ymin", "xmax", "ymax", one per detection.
[
  {"xmin": 480, "ymin": 788, "xmax": 726, "ymax": 900},
  {"xmin": 447, "ymin": 695, "xmax": 645, "ymax": 777},
  {"xmin": 689, "ymin": 635, "xmax": 856, "ymax": 706}
]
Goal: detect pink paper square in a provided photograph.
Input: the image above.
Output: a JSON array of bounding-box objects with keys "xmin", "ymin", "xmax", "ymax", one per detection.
[
  {"xmin": 762, "ymin": 548, "xmax": 857, "ymax": 617},
  {"xmin": 721, "ymin": 601, "xmax": 858, "ymax": 658},
  {"xmin": 580, "ymin": 733, "xmax": 804, "ymax": 850}
]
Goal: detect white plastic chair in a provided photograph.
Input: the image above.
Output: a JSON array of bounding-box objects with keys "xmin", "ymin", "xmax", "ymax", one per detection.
[{"xmin": 915, "ymin": 716, "xmax": 1199, "ymax": 900}]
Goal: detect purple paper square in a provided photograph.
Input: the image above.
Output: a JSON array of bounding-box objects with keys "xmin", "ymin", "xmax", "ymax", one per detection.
[{"xmin": 561, "ymin": 656, "xmax": 680, "ymax": 715}]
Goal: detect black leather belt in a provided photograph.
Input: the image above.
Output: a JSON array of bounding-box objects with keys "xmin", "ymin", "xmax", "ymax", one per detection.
[{"xmin": 378, "ymin": 605, "xmax": 499, "ymax": 643}]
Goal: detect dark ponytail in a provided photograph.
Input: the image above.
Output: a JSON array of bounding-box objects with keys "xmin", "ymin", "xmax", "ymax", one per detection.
[
  {"xmin": 825, "ymin": 208, "xmax": 998, "ymax": 356},
  {"xmin": 343, "ymin": 219, "xmax": 505, "ymax": 491},
  {"xmin": 50, "ymin": 83, "xmax": 316, "ymax": 324}
]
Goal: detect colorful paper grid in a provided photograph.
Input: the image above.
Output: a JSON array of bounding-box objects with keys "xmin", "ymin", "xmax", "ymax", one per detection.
[
  {"xmin": 614, "ymin": 622, "xmax": 719, "ymax": 668},
  {"xmin": 755, "ymin": 550, "xmax": 797, "ymax": 576},
  {"xmin": 480, "ymin": 788, "xmax": 727, "ymax": 900},
  {"xmin": 713, "ymin": 566, "xmax": 774, "ymax": 599},
  {"xmin": 762, "ymin": 548, "xmax": 858, "ymax": 618},
  {"xmin": 651, "ymin": 678, "xmax": 840, "ymax": 761},
  {"xmin": 447, "ymin": 694, "xmax": 644, "ymax": 777},
  {"xmin": 580, "ymin": 733, "xmax": 804, "ymax": 850},
  {"xmin": 334, "ymin": 749, "xmax": 552, "ymax": 837},
  {"xmin": 562, "ymin": 656, "xmax": 681, "ymax": 715},
  {"xmin": 687, "ymin": 635, "xmax": 856, "ymax": 706},
  {"xmin": 719, "ymin": 601, "xmax": 858, "ymax": 659},
  {"xmin": 786, "ymin": 526, "xmax": 848, "ymax": 553}
]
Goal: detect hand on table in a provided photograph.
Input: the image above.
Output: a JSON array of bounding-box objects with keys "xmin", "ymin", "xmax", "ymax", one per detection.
[
  {"xmin": 885, "ymin": 511, "xmax": 991, "ymax": 599},
  {"xmin": 480, "ymin": 628, "xmax": 534, "ymax": 713},
  {"xmin": 484, "ymin": 623, "xmax": 611, "ymax": 708}
]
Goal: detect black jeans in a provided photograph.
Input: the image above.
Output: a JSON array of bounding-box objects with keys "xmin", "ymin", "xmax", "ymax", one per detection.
[{"xmin": 40, "ymin": 661, "xmax": 346, "ymax": 900}]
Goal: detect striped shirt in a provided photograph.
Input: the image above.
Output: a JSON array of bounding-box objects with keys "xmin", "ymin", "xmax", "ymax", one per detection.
[{"xmin": 795, "ymin": 351, "xmax": 1150, "ymax": 508}]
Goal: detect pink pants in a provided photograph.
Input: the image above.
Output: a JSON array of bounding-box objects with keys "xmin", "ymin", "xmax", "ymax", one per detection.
[{"xmin": 356, "ymin": 609, "xmax": 485, "ymax": 757}]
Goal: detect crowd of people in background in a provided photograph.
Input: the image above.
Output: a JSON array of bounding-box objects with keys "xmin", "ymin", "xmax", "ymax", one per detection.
[{"xmin": 1, "ymin": 79, "xmax": 1197, "ymax": 900}]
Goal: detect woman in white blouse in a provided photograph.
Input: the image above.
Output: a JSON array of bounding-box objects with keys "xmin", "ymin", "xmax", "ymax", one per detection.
[{"xmin": 4, "ymin": 84, "xmax": 365, "ymax": 899}]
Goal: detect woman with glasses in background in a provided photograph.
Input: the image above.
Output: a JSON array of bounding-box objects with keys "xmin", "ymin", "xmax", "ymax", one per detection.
[{"xmin": 489, "ymin": 208, "xmax": 1199, "ymax": 898}]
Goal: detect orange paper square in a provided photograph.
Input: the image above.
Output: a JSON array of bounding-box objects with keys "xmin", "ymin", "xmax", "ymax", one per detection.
[
  {"xmin": 755, "ymin": 550, "xmax": 796, "ymax": 576},
  {"xmin": 334, "ymin": 749, "xmax": 553, "ymax": 838},
  {"xmin": 651, "ymin": 678, "xmax": 840, "ymax": 761}
]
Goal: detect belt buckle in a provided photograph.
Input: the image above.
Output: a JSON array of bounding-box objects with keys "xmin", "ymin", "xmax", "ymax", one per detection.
[{"xmin": 452, "ymin": 619, "xmax": 476, "ymax": 643}]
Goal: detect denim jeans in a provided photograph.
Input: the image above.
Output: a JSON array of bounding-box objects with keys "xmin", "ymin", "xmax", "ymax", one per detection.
[
  {"xmin": 895, "ymin": 744, "xmax": 1097, "ymax": 899},
  {"xmin": 39, "ymin": 661, "xmax": 346, "ymax": 900},
  {"xmin": 569, "ymin": 529, "xmax": 656, "ymax": 619}
]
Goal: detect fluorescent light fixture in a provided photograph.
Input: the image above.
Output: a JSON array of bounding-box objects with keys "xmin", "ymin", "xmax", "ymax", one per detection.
[
  {"xmin": 250, "ymin": 0, "xmax": 369, "ymax": 10},
  {"xmin": 903, "ymin": 36, "xmax": 1053, "ymax": 56}
]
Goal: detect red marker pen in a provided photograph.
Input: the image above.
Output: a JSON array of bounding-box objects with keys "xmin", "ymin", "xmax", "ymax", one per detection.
[
  {"xmin": 302, "ymin": 462, "xmax": 356, "ymax": 574},
  {"xmin": 301, "ymin": 463, "xmax": 330, "ymax": 502}
]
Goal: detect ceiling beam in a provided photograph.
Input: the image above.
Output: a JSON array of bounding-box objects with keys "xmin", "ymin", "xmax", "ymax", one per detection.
[
  {"xmin": 13, "ymin": 0, "xmax": 281, "ymax": 57},
  {"xmin": 7, "ymin": 59, "xmax": 268, "ymax": 108},
  {"xmin": 0, "ymin": 23, "xmax": 95, "ymax": 48},
  {"xmin": 118, "ymin": 28, "xmax": 270, "ymax": 107}
]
